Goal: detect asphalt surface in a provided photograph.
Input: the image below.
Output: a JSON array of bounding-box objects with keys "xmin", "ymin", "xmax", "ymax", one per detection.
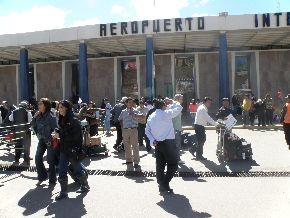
[{"xmin": 1, "ymin": 128, "xmax": 290, "ymax": 217}]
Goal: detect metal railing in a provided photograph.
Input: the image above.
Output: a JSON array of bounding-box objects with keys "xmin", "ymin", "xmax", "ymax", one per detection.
[{"xmin": 0, "ymin": 123, "xmax": 31, "ymax": 165}]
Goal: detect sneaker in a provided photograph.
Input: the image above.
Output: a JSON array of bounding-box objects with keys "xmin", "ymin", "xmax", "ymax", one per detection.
[{"xmin": 159, "ymin": 185, "xmax": 174, "ymax": 193}]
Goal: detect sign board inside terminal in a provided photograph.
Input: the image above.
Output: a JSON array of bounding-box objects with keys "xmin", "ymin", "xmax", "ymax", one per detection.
[{"xmin": 97, "ymin": 12, "xmax": 290, "ymax": 37}]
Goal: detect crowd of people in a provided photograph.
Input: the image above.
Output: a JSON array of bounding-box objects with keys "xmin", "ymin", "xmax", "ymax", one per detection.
[{"xmin": 0, "ymin": 91, "xmax": 290, "ymax": 195}]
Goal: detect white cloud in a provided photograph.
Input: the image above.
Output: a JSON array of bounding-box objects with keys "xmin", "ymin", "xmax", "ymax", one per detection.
[
  {"xmin": 193, "ymin": 0, "xmax": 213, "ymax": 8},
  {"xmin": 111, "ymin": 4, "xmax": 129, "ymax": 18},
  {"xmin": 71, "ymin": 16, "xmax": 101, "ymax": 27},
  {"xmin": 0, "ymin": 5, "xmax": 69, "ymax": 34},
  {"xmin": 130, "ymin": 0, "xmax": 189, "ymax": 20},
  {"xmin": 192, "ymin": 13, "xmax": 209, "ymax": 17}
]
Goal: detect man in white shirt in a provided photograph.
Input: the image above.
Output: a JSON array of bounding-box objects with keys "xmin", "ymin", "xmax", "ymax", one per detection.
[
  {"xmin": 193, "ymin": 97, "xmax": 219, "ymax": 160},
  {"xmin": 145, "ymin": 99, "xmax": 183, "ymax": 193}
]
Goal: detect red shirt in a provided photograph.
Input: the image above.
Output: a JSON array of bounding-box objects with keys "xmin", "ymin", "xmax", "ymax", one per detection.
[{"xmin": 189, "ymin": 103, "xmax": 198, "ymax": 113}]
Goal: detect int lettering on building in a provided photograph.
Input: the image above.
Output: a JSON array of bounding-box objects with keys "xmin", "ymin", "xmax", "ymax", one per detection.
[{"xmin": 0, "ymin": 12, "xmax": 289, "ymax": 110}]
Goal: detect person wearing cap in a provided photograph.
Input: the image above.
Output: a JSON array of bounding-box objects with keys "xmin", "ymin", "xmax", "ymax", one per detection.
[
  {"xmin": 118, "ymin": 97, "xmax": 145, "ymax": 168},
  {"xmin": 1, "ymin": 101, "xmax": 16, "ymax": 125},
  {"xmin": 216, "ymin": 98, "xmax": 233, "ymax": 120},
  {"xmin": 192, "ymin": 97, "xmax": 220, "ymax": 160},
  {"xmin": 9, "ymin": 101, "xmax": 32, "ymax": 164},
  {"xmin": 281, "ymin": 94, "xmax": 290, "ymax": 149},
  {"xmin": 145, "ymin": 98, "xmax": 183, "ymax": 193},
  {"xmin": 253, "ymin": 99, "xmax": 266, "ymax": 126},
  {"xmin": 111, "ymin": 97, "xmax": 127, "ymax": 150}
]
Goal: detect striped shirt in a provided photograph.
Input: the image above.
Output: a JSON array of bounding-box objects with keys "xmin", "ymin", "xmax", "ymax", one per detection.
[{"xmin": 118, "ymin": 108, "xmax": 139, "ymax": 129}]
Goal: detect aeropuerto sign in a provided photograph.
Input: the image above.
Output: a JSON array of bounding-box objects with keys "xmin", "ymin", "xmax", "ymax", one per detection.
[{"xmin": 96, "ymin": 12, "xmax": 290, "ymax": 38}]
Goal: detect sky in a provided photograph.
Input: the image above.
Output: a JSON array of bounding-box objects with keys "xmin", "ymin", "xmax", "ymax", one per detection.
[{"xmin": 0, "ymin": 0, "xmax": 289, "ymax": 35}]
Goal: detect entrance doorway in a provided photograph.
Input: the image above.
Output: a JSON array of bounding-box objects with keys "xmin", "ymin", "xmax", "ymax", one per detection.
[
  {"xmin": 175, "ymin": 56, "xmax": 196, "ymax": 113},
  {"xmin": 121, "ymin": 59, "xmax": 138, "ymax": 99}
]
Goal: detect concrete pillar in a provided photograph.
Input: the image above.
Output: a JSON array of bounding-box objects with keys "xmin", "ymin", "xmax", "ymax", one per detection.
[
  {"xmin": 255, "ymin": 51, "xmax": 260, "ymax": 98},
  {"xmin": 194, "ymin": 54, "xmax": 200, "ymax": 98},
  {"xmin": 219, "ymin": 32, "xmax": 230, "ymax": 102},
  {"xmin": 79, "ymin": 42, "xmax": 89, "ymax": 103},
  {"xmin": 231, "ymin": 52, "xmax": 236, "ymax": 96},
  {"xmin": 136, "ymin": 56, "xmax": 141, "ymax": 99},
  {"xmin": 146, "ymin": 36, "xmax": 154, "ymax": 98},
  {"xmin": 170, "ymin": 54, "xmax": 175, "ymax": 97},
  {"xmin": 19, "ymin": 48, "xmax": 29, "ymax": 101}
]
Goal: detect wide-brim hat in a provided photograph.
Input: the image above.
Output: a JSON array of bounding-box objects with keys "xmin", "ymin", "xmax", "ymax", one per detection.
[
  {"xmin": 121, "ymin": 97, "xmax": 128, "ymax": 103},
  {"xmin": 285, "ymin": 94, "xmax": 290, "ymax": 99},
  {"xmin": 221, "ymin": 98, "xmax": 229, "ymax": 102}
]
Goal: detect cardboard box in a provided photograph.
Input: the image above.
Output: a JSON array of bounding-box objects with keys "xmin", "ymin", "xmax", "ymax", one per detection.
[{"xmin": 90, "ymin": 136, "xmax": 101, "ymax": 145}]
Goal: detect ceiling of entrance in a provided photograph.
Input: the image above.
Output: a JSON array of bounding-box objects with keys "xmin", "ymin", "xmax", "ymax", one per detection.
[{"xmin": 0, "ymin": 28, "xmax": 289, "ymax": 64}]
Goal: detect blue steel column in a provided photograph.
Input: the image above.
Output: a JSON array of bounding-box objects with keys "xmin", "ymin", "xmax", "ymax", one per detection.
[
  {"xmin": 146, "ymin": 36, "xmax": 154, "ymax": 99},
  {"xmin": 79, "ymin": 42, "xmax": 89, "ymax": 103},
  {"xmin": 19, "ymin": 48, "xmax": 29, "ymax": 101},
  {"xmin": 219, "ymin": 32, "xmax": 230, "ymax": 102}
]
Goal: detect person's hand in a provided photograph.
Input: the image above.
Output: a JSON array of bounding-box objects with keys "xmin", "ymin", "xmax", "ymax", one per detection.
[
  {"xmin": 52, "ymin": 132, "xmax": 59, "ymax": 139},
  {"xmin": 34, "ymin": 111, "xmax": 40, "ymax": 118}
]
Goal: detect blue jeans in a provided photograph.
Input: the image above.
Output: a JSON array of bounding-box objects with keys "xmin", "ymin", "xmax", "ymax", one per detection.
[
  {"xmin": 35, "ymin": 139, "xmax": 58, "ymax": 183},
  {"xmin": 190, "ymin": 113, "xmax": 196, "ymax": 126},
  {"xmin": 58, "ymin": 152, "xmax": 85, "ymax": 180},
  {"xmin": 104, "ymin": 115, "xmax": 111, "ymax": 133}
]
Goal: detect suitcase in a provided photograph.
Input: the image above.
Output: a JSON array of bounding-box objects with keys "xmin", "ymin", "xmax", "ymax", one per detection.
[
  {"xmin": 181, "ymin": 132, "xmax": 197, "ymax": 147},
  {"xmin": 223, "ymin": 133, "xmax": 253, "ymax": 161}
]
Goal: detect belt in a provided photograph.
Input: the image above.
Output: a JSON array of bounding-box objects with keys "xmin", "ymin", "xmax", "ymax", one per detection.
[{"xmin": 124, "ymin": 127, "xmax": 137, "ymax": 129}]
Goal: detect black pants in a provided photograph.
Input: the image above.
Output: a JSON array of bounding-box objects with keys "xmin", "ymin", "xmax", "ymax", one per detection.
[
  {"xmin": 265, "ymin": 109, "xmax": 273, "ymax": 125},
  {"xmin": 194, "ymin": 124, "xmax": 206, "ymax": 158},
  {"xmin": 115, "ymin": 121, "xmax": 123, "ymax": 146},
  {"xmin": 155, "ymin": 139, "xmax": 178, "ymax": 187},
  {"xmin": 138, "ymin": 123, "xmax": 150, "ymax": 146},
  {"xmin": 283, "ymin": 123, "xmax": 290, "ymax": 146},
  {"xmin": 89, "ymin": 124, "xmax": 98, "ymax": 136},
  {"xmin": 15, "ymin": 138, "xmax": 25, "ymax": 162},
  {"xmin": 257, "ymin": 113, "xmax": 266, "ymax": 126}
]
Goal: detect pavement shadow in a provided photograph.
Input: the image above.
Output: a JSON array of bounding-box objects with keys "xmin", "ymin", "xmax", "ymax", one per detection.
[
  {"xmin": 18, "ymin": 186, "xmax": 54, "ymax": 216},
  {"xmin": 178, "ymin": 163, "xmax": 207, "ymax": 182},
  {"xmin": 227, "ymin": 159, "xmax": 260, "ymax": 172},
  {"xmin": 45, "ymin": 192, "xmax": 88, "ymax": 218},
  {"xmin": 199, "ymin": 159, "xmax": 228, "ymax": 173},
  {"xmin": 157, "ymin": 193, "xmax": 212, "ymax": 218}
]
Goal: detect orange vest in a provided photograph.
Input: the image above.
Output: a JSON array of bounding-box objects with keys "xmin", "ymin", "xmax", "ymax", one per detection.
[{"xmin": 284, "ymin": 103, "xmax": 290, "ymax": 124}]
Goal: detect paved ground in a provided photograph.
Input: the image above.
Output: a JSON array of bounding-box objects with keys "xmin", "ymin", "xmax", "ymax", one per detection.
[{"xmin": 1, "ymin": 127, "xmax": 290, "ymax": 217}]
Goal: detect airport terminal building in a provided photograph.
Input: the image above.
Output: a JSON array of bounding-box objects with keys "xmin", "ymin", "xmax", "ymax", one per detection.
[{"xmin": 0, "ymin": 12, "xmax": 290, "ymax": 109}]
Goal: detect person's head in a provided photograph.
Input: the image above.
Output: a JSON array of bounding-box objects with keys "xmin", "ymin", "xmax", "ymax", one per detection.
[
  {"xmin": 38, "ymin": 98, "xmax": 51, "ymax": 114},
  {"xmin": 285, "ymin": 94, "xmax": 290, "ymax": 103},
  {"xmin": 58, "ymin": 100, "xmax": 73, "ymax": 117},
  {"xmin": 125, "ymin": 97, "xmax": 134, "ymax": 109},
  {"xmin": 164, "ymin": 97, "xmax": 171, "ymax": 106},
  {"xmin": 139, "ymin": 101, "xmax": 145, "ymax": 108},
  {"xmin": 191, "ymin": 99, "xmax": 196, "ymax": 104},
  {"xmin": 257, "ymin": 99, "xmax": 263, "ymax": 104},
  {"xmin": 245, "ymin": 94, "xmax": 250, "ymax": 100},
  {"xmin": 121, "ymin": 97, "xmax": 128, "ymax": 104},
  {"xmin": 103, "ymin": 98, "xmax": 108, "ymax": 103},
  {"xmin": 134, "ymin": 98, "xmax": 139, "ymax": 107},
  {"xmin": 2, "ymin": 101, "xmax": 8, "ymax": 109},
  {"xmin": 51, "ymin": 101, "xmax": 59, "ymax": 110},
  {"xmin": 222, "ymin": 98, "xmax": 230, "ymax": 108},
  {"xmin": 174, "ymin": 94, "xmax": 183, "ymax": 104},
  {"xmin": 155, "ymin": 99, "xmax": 166, "ymax": 110},
  {"xmin": 19, "ymin": 100, "xmax": 29, "ymax": 109},
  {"xmin": 203, "ymin": 97, "xmax": 213, "ymax": 108},
  {"xmin": 88, "ymin": 101, "xmax": 96, "ymax": 108},
  {"xmin": 265, "ymin": 93, "xmax": 271, "ymax": 99}
]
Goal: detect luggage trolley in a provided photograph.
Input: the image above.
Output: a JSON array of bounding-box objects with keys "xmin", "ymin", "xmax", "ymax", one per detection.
[{"xmin": 216, "ymin": 114, "xmax": 237, "ymax": 162}]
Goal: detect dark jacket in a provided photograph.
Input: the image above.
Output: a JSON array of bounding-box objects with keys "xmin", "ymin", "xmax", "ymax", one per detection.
[
  {"xmin": 58, "ymin": 112, "xmax": 83, "ymax": 155},
  {"xmin": 216, "ymin": 106, "xmax": 232, "ymax": 120},
  {"xmin": 111, "ymin": 103, "xmax": 126, "ymax": 123},
  {"xmin": 253, "ymin": 102, "xmax": 265, "ymax": 116},
  {"xmin": 31, "ymin": 111, "xmax": 57, "ymax": 143}
]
